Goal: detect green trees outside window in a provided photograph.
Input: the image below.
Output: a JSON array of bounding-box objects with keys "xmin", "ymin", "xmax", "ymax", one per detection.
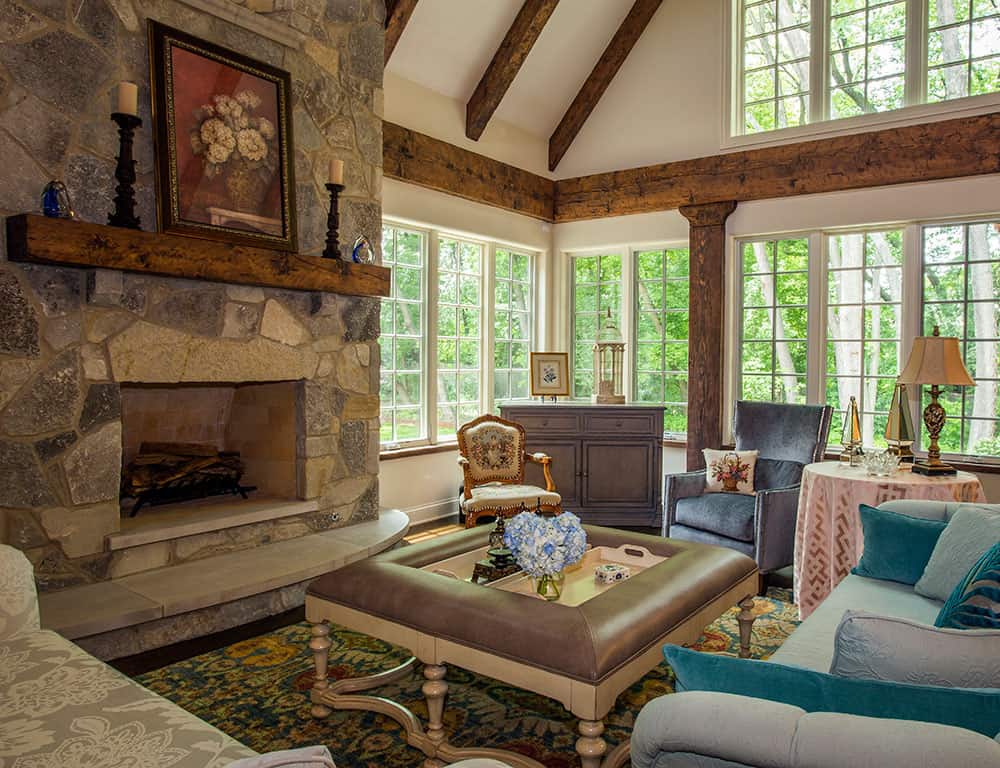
[
  {"xmin": 437, "ymin": 236, "xmax": 483, "ymax": 440},
  {"xmin": 380, "ymin": 225, "xmax": 425, "ymax": 444},
  {"xmin": 923, "ymin": 222, "xmax": 1000, "ymax": 456},
  {"xmin": 494, "ymin": 249, "xmax": 533, "ymax": 409},
  {"xmin": 634, "ymin": 248, "xmax": 692, "ymax": 436},
  {"xmin": 740, "ymin": 237, "xmax": 809, "ymax": 404},
  {"xmin": 735, "ymin": 0, "xmax": 1000, "ymax": 136},
  {"xmin": 572, "ymin": 253, "xmax": 622, "ymax": 398}
]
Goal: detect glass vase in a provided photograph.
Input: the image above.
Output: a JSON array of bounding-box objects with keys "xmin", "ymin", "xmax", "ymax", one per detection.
[{"xmin": 533, "ymin": 571, "xmax": 565, "ymax": 601}]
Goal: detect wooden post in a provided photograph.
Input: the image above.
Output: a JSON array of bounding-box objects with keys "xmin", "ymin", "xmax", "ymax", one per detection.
[{"xmin": 680, "ymin": 201, "xmax": 736, "ymax": 471}]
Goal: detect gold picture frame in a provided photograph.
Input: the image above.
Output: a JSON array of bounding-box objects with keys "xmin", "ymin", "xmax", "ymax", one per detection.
[{"xmin": 530, "ymin": 352, "xmax": 570, "ymax": 397}]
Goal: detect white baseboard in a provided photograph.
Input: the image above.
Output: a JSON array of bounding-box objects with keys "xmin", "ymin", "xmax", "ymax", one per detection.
[{"xmin": 400, "ymin": 498, "xmax": 457, "ymax": 526}]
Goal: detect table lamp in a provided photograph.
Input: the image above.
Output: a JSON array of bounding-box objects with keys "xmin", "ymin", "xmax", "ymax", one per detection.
[{"xmin": 897, "ymin": 326, "xmax": 975, "ymax": 476}]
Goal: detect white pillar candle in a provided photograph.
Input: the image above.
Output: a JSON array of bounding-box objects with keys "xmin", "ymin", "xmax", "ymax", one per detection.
[
  {"xmin": 116, "ymin": 81, "xmax": 138, "ymax": 116},
  {"xmin": 329, "ymin": 158, "xmax": 344, "ymax": 185}
]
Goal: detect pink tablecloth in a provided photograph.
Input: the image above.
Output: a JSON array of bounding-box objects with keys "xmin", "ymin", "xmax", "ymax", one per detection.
[{"xmin": 793, "ymin": 461, "xmax": 985, "ymax": 619}]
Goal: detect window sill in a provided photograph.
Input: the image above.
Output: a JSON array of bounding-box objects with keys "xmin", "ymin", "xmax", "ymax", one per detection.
[
  {"xmin": 379, "ymin": 442, "xmax": 459, "ymax": 461},
  {"xmin": 722, "ymin": 93, "xmax": 1000, "ymax": 154},
  {"xmin": 662, "ymin": 438, "xmax": 687, "ymax": 449}
]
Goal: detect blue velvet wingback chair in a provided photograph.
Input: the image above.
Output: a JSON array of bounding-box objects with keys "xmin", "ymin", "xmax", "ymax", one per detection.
[{"xmin": 663, "ymin": 401, "xmax": 834, "ymax": 575}]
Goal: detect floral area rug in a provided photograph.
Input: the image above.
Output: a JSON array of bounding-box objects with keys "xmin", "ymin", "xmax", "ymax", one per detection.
[{"xmin": 137, "ymin": 588, "xmax": 798, "ymax": 768}]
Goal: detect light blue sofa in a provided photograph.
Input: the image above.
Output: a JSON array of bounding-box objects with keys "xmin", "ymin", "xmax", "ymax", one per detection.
[{"xmin": 632, "ymin": 500, "xmax": 1000, "ymax": 768}]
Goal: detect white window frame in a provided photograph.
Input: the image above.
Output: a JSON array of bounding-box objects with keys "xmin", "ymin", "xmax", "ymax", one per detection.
[
  {"xmin": 724, "ymin": 0, "xmax": 1000, "ymax": 150},
  {"xmin": 380, "ymin": 218, "xmax": 539, "ymax": 451},
  {"xmin": 726, "ymin": 215, "xmax": 1000, "ymax": 463},
  {"xmin": 491, "ymin": 243, "xmax": 536, "ymax": 410},
  {"xmin": 567, "ymin": 242, "xmax": 690, "ymax": 432}
]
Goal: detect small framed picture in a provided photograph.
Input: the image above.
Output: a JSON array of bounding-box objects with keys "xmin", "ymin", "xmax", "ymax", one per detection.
[
  {"xmin": 148, "ymin": 21, "xmax": 297, "ymax": 250},
  {"xmin": 530, "ymin": 352, "xmax": 570, "ymax": 397}
]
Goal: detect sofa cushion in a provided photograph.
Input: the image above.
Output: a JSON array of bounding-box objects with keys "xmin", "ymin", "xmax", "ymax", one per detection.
[
  {"xmin": 753, "ymin": 458, "xmax": 804, "ymax": 490},
  {"xmin": 936, "ymin": 542, "xmax": 1000, "ymax": 630},
  {"xmin": 0, "ymin": 629, "xmax": 254, "ymax": 766},
  {"xmin": 916, "ymin": 506, "xmax": 1000, "ymax": 602},
  {"xmin": 773, "ymin": 574, "xmax": 942, "ymax": 672},
  {"xmin": 0, "ymin": 544, "xmax": 39, "ymax": 641},
  {"xmin": 675, "ymin": 493, "xmax": 756, "ymax": 542},
  {"xmin": 663, "ymin": 644, "xmax": 1000, "ymax": 738},
  {"xmin": 852, "ymin": 505, "xmax": 946, "ymax": 586},
  {"xmin": 830, "ymin": 610, "xmax": 1000, "ymax": 688}
]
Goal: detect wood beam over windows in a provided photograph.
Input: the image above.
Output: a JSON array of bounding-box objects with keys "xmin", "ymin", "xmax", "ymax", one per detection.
[
  {"xmin": 548, "ymin": 0, "xmax": 662, "ymax": 171},
  {"xmin": 680, "ymin": 201, "xmax": 737, "ymax": 471},
  {"xmin": 465, "ymin": 0, "xmax": 560, "ymax": 141},
  {"xmin": 382, "ymin": 122, "xmax": 555, "ymax": 221},
  {"xmin": 554, "ymin": 112, "xmax": 1000, "ymax": 221},
  {"xmin": 385, "ymin": 0, "xmax": 419, "ymax": 65}
]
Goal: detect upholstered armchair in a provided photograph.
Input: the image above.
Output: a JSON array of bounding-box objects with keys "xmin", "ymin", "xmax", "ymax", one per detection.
[
  {"xmin": 457, "ymin": 414, "xmax": 562, "ymax": 528},
  {"xmin": 663, "ymin": 401, "xmax": 833, "ymax": 575}
]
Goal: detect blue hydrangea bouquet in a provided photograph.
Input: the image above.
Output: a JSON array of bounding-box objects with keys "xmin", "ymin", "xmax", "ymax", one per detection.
[{"xmin": 503, "ymin": 510, "xmax": 587, "ymax": 600}]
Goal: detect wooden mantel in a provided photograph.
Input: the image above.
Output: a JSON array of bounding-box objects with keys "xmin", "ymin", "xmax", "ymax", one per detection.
[{"xmin": 5, "ymin": 215, "xmax": 391, "ymax": 298}]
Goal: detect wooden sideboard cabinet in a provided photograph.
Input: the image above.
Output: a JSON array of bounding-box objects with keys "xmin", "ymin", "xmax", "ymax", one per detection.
[{"xmin": 500, "ymin": 403, "xmax": 664, "ymax": 528}]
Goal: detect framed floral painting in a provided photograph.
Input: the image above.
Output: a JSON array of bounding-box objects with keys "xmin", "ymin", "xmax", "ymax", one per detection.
[
  {"xmin": 530, "ymin": 352, "xmax": 570, "ymax": 397},
  {"xmin": 148, "ymin": 21, "xmax": 297, "ymax": 250}
]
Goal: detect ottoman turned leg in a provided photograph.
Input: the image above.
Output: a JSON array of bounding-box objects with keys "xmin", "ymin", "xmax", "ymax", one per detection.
[
  {"xmin": 576, "ymin": 719, "xmax": 607, "ymax": 768},
  {"xmin": 309, "ymin": 621, "xmax": 332, "ymax": 718},
  {"xmin": 422, "ymin": 663, "xmax": 448, "ymax": 763},
  {"xmin": 737, "ymin": 596, "xmax": 756, "ymax": 659}
]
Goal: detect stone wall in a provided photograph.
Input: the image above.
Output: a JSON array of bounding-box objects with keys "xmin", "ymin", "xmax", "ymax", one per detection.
[{"xmin": 0, "ymin": 0, "xmax": 385, "ymax": 589}]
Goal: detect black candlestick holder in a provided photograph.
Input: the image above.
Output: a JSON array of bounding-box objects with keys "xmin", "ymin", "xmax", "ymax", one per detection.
[
  {"xmin": 108, "ymin": 112, "xmax": 142, "ymax": 229},
  {"xmin": 322, "ymin": 182, "xmax": 345, "ymax": 259}
]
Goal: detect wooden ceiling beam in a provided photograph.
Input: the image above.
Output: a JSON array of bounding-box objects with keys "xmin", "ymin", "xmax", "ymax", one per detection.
[
  {"xmin": 553, "ymin": 112, "xmax": 1000, "ymax": 221},
  {"xmin": 465, "ymin": 0, "xmax": 560, "ymax": 141},
  {"xmin": 383, "ymin": 122, "xmax": 555, "ymax": 221},
  {"xmin": 385, "ymin": 0, "xmax": 419, "ymax": 65},
  {"xmin": 548, "ymin": 0, "xmax": 662, "ymax": 171}
]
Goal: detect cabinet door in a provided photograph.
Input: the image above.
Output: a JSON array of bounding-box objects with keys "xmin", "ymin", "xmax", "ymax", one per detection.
[
  {"xmin": 523, "ymin": 440, "xmax": 579, "ymax": 508},
  {"xmin": 581, "ymin": 440, "xmax": 655, "ymax": 510}
]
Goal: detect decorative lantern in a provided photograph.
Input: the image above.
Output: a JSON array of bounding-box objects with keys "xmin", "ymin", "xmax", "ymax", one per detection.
[
  {"xmin": 593, "ymin": 308, "xmax": 625, "ymax": 404},
  {"xmin": 884, "ymin": 383, "xmax": 915, "ymax": 463},
  {"xmin": 839, "ymin": 395, "xmax": 863, "ymax": 467}
]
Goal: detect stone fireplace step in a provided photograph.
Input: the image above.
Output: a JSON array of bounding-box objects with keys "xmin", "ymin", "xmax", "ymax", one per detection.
[
  {"xmin": 39, "ymin": 510, "xmax": 409, "ymax": 641},
  {"xmin": 107, "ymin": 497, "xmax": 321, "ymax": 551}
]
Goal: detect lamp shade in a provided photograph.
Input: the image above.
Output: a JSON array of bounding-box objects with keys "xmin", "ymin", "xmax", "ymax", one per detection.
[{"xmin": 898, "ymin": 328, "xmax": 975, "ymax": 387}]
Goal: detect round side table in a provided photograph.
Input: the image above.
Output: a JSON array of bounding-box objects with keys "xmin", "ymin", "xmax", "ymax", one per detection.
[{"xmin": 793, "ymin": 461, "xmax": 984, "ymax": 619}]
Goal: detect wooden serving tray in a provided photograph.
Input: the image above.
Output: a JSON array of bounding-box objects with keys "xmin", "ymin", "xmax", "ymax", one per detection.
[{"xmin": 493, "ymin": 544, "xmax": 665, "ymax": 606}]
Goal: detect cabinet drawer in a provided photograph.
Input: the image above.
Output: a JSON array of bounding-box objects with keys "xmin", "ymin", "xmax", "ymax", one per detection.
[
  {"xmin": 503, "ymin": 410, "xmax": 579, "ymax": 434},
  {"xmin": 583, "ymin": 412, "xmax": 658, "ymax": 435}
]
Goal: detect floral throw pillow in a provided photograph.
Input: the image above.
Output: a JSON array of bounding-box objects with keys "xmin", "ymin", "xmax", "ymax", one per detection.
[{"xmin": 703, "ymin": 449, "xmax": 758, "ymax": 495}]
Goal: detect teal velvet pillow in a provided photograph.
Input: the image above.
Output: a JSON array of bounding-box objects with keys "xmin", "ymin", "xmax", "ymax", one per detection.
[
  {"xmin": 936, "ymin": 542, "xmax": 1000, "ymax": 630},
  {"xmin": 663, "ymin": 645, "xmax": 1000, "ymax": 738},
  {"xmin": 851, "ymin": 504, "xmax": 946, "ymax": 585}
]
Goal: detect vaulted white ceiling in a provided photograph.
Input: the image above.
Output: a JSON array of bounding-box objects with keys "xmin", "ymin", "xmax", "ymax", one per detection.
[{"xmin": 386, "ymin": 0, "xmax": 635, "ymax": 141}]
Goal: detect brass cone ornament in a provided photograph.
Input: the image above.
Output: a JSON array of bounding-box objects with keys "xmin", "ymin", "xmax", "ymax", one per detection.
[
  {"xmin": 839, "ymin": 395, "xmax": 863, "ymax": 467},
  {"xmin": 884, "ymin": 383, "xmax": 915, "ymax": 463}
]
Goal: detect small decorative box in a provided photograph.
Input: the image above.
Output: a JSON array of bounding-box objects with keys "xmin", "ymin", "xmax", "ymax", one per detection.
[{"xmin": 595, "ymin": 563, "xmax": 631, "ymax": 584}]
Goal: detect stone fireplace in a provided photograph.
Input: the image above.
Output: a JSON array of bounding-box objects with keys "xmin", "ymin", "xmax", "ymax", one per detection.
[{"xmin": 0, "ymin": 0, "xmax": 387, "ymax": 600}]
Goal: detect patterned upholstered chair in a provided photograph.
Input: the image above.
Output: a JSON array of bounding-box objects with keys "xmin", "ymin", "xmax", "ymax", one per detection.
[
  {"xmin": 663, "ymin": 401, "xmax": 834, "ymax": 575},
  {"xmin": 457, "ymin": 414, "xmax": 562, "ymax": 528}
]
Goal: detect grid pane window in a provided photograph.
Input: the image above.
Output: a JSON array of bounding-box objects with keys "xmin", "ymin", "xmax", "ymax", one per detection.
[
  {"xmin": 634, "ymin": 248, "xmax": 691, "ymax": 435},
  {"xmin": 494, "ymin": 249, "xmax": 532, "ymax": 408},
  {"xmin": 829, "ymin": 0, "xmax": 908, "ymax": 118},
  {"xmin": 826, "ymin": 230, "xmax": 904, "ymax": 447},
  {"xmin": 380, "ymin": 225, "xmax": 425, "ymax": 444},
  {"xmin": 739, "ymin": 237, "xmax": 809, "ymax": 404},
  {"xmin": 437, "ymin": 237, "xmax": 483, "ymax": 440},
  {"xmin": 741, "ymin": 0, "xmax": 812, "ymax": 133},
  {"xmin": 922, "ymin": 222, "xmax": 1000, "ymax": 457},
  {"xmin": 572, "ymin": 254, "xmax": 622, "ymax": 398},
  {"xmin": 927, "ymin": 0, "xmax": 1000, "ymax": 102}
]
